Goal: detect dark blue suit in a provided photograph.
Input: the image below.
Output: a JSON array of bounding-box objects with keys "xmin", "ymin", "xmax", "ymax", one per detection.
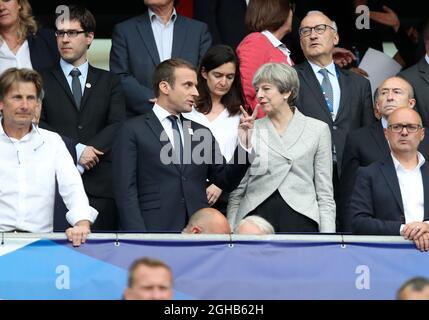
[
  {"xmin": 28, "ymin": 29, "xmax": 60, "ymax": 72},
  {"xmin": 109, "ymin": 12, "xmax": 212, "ymax": 117},
  {"xmin": 350, "ymin": 156, "xmax": 429, "ymax": 235},
  {"xmin": 112, "ymin": 111, "xmax": 251, "ymax": 232}
]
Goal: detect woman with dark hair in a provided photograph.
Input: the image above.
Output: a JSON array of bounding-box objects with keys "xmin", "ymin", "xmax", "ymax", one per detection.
[
  {"xmin": 0, "ymin": 0, "xmax": 59, "ymax": 75},
  {"xmin": 183, "ymin": 44, "xmax": 245, "ymax": 212}
]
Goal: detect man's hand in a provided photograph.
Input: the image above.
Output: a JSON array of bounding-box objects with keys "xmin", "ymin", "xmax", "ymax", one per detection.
[
  {"xmin": 402, "ymin": 222, "xmax": 429, "ymax": 240},
  {"xmin": 65, "ymin": 220, "xmax": 91, "ymax": 247},
  {"xmin": 238, "ymin": 105, "xmax": 259, "ymax": 149},
  {"xmin": 349, "ymin": 67, "xmax": 369, "ymax": 77},
  {"xmin": 370, "ymin": 5, "xmax": 400, "ymax": 32},
  {"xmin": 333, "ymin": 47, "xmax": 356, "ymax": 68},
  {"xmin": 414, "ymin": 233, "xmax": 429, "ymax": 252},
  {"xmin": 78, "ymin": 146, "xmax": 104, "ymax": 170},
  {"xmin": 206, "ymin": 184, "xmax": 222, "ymax": 206}
]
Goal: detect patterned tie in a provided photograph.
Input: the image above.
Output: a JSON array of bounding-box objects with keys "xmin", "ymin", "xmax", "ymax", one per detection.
[
  {"xmin": 167, "ymin": 115, "xmax": 183, "ymax": 166},
  {"xmin": 318, "ymin": 68, "xmax": 334, "ymax": 113},
  {"xmin": 70, "ymin": 68, "xmax": 82, "ymax": 109}
]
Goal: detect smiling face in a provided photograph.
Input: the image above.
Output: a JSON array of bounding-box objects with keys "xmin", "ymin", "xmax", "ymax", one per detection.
[
  {"xmin": 0, "ymin": 0, "xmax": 20, "ymax": 30},
  {"xmin": 299, "ymin": 12, "xmax": 339, "ymax": 63},
  {"xmin": 56, "ymin": 19, "xmax": 93, "ymax": 66},
  {"xmin": 202, "ymin": 62, "xmax": 236, "ymax": 101}
]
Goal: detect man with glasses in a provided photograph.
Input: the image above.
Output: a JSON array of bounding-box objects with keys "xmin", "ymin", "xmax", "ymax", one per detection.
[
  {"xmin": 350, "ymin": 107, "xmax": 429, "ymax": 251},
  {"xmin": 339, "ymin": 77, "xmax": 429, "ymax": 231},
  {"xmin": 39, "ymin": 5, "xmax": 126, "ymax": 231},
  {"xmin": 294, "ymin": 11, "xmax": 375, "ymax": 222},
  {"xmin": 0, "ymin": 68, "xmax": 98, "ymax": 246}
]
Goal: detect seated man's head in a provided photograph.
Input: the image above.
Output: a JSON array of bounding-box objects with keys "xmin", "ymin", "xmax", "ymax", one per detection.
[
  {"xmin": 124, "ymin": 257, "xmax": 173, "ymax": 300},
  {"xmin": 235, "ymin": 215, "xmax": 275, "ymax": 235},
  {"xmin": 397, "ymin": 277, "xmax": 429, "ymax": 300},
  {"xmin": 183, "ymin": 208, "xmax": 231, "ymax": 234}
]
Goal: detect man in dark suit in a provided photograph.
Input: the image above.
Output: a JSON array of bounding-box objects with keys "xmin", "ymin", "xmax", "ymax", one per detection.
[
  {"xmin": 109, "ymin": 0, "xmax": 212, "ymax": 117},
  {"xmin": 39, "ymin": 5, "xmax": 126, "ymax": 231},
  {"xmin": 112, "ymin": 58, "xmax": 254, "ymax": 232},
  {"xmin": 350, "ymin": 108, "xmax": 429, "ymax": 251},
  {"xmin": 398, "ymin": 19, "xmax": 429, "ymax": 127},
  {"xmin": 294, "ymin": 11, "xmax": 375, "ymax": 180},
  {"xmin": 339, "ymin": 76, "xmax": 429, "ymax": 232}
]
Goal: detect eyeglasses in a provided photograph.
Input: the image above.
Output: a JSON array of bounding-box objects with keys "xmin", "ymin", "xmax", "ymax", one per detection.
[
  {"xmin": 388, "ymin": 123, "xmax": 422, "ymax": 133},
  {"xmin": 55, "ymin": 30, "xmax": 86, "ymax": 38},
  {"xmin": 299, "ymin": 24, "xmax": 336, "ymax": 37}
]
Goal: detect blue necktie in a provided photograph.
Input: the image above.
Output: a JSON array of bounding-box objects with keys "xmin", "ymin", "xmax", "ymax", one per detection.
[
  {"xmin": 167, "ymin": 115, "xmax": 183, "ymax": 165},
  {"xmin": 318, "ymin": 68, "xmax": 334, "ymax": 113},
  {"xmin": 70, "ymin": 68, "xmax": 82, "ymax": 110}
]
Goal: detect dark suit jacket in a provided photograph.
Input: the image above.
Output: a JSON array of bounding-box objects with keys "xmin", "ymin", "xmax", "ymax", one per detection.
[
  {"xmin": 295, "ymin": 60, "xmax": 375, "ymax": 176},
  {"xmin": 39, "ymin": 64, "xmax": 126, "ymax": 199},
  {"xmin": 350, "ymin": 156, "xmax": 429, "ymax": 235},
  {"xmin": 27, "ymin": 29, "xmax": 60, "ymax": 72},
  {"xmin": 112, "ymin": 111, "xmax": 251, "ymax": 232},
  {"xmin": 193, "ymin": 0, "xmax": 246, "ymax": 50},
  {"xmin": 109, "ymin": 12, "xmax": 212, "ymax": 117},
  {"xmin": 399, "ymin": 58, "xmax": 429, "ymax": 127},
  {"xmin": 339, "ymin": 121, "xmax": 429, "ymax": 231}
]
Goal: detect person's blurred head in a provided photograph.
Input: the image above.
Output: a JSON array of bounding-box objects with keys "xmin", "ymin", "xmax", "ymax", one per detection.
[
  {"xmin": 245, "ymin": 0, "xmax": 292, "ymax": 35},
  {"xmin": 0, "ymin": 68, "xmax": 43, "ymax": 133},
  {"xmin": 235, "ymin": 216, "xmax": 275, "ymax": 235},
  {"xmin": 299, "ymin": 11, "xmax": 339, "ymax": 65},
  {"xmin": 144, "ymin": 0, "xmax": 175, "ymax": 11},
  {"xmin": 183, "ymin": 208, "xmax": 231, "ymax": 234},
  {"xmin": 376, "ymin": 77, "xmax": 415, "ymax": 119},
  {"xmin": 397, "ymin": 277, "xmax": 429, "ymax": 300},
  {"xmin": 196, "ymin": 45, "xmax": 244, "ymax": 116},
  {"xmin": 153, "ymin": 58, "xmax": 198, "ymax": 115},
  {"xmin": 55, "ymin": 5, "xmax": 96, "ymax": 66},
  {"xmin": 252, "ymin": 62, "xmax": 299, "ymax": 116},
  {"xmin": 124, "ymin": 257, "xmax": 173, "ymax": 300},
  {"xmin": 0, "ymin": 0, "xmax": 37, "ymax": 41},
  {"xmin": 385, "ymin": 107, "xmax": 424, "ymax": 156}
]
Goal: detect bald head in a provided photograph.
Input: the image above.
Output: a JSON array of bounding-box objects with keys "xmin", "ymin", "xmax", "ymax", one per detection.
[
  {"xmin": 376, "ymin": 77, "xmax": 416, "ymax": 119},
  {"xmin": 183, "ymin": 208, "xmax": 231, "ymax": 234}
]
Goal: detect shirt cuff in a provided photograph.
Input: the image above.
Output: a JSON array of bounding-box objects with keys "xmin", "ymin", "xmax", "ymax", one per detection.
[
  {"xmin": 400, "ymin": 224, "xmax": 405, "ymax": 235},
  {"xmin": 66, "ymin": 206, "xmax": 98, "ymax": 227},
  {"xmin": 75, "ymin": 143, "xmax": 86, "ymax": 174}
]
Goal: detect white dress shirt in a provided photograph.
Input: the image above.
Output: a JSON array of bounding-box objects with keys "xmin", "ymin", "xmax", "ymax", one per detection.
[
  {"xmin": 152, "ymin": 103, "xmax": 184, "ymax": 149},
  {"xmin": 0, "ymin": 40, "xmax": 33, "ymax": 75},
  {"xmin": 261, "ymin": 30, "xmax": 293, "ymax": 66},
  {"xmin": 60, "ymin": 58, "xmax": 89, "ymax": 173},
  {"xmin": 183, "ymin": 106, "xmax": 239, "ymax": 162},
  {"xmin": 308, "ymin": 60, "xmax": 341, "ymax": 119},
  {"xmin": 391, "ymin": 153, "xmax": 425, "ymax": 233},
  {"xmin": 149, "ymin": 8, "xmax": 177, "ymax": 62},
  {"xmin": 425, "ymin": 54, "xmax": 429, "ymax": 65},
  {"xmin": 0, "ymin": 123, "xmax": 98, "ymax": 232}
]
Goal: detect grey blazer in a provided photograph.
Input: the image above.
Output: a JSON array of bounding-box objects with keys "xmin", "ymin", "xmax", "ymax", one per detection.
[{"xmin": 227, "ymin": 109, "xmax": 336, "ymax": 232}]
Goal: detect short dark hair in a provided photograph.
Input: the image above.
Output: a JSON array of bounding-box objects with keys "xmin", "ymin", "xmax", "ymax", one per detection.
[
  {"xmin": 0, "ymin": 68, "xmax": 44, "ymax": 101},
  {"xmin": 152, "ymin": 58, "xmax": 197, "ymax": 98},
  {"xmin": 196, "ymin": 45, "xmax": 244, "ymax": 116},
  {"xmin": 127, "ymin": 257, "xmax": 172, "ymax": 287},
  {"xmin": 397, "ymin": 277, "xmax": 429, "ymax": 299},
  {"xmin": 245, "ymin": 0, "xmax": 291, "ymax": 33},
  {"xmin": 55, "ymin": 5, "xmax": 96, "ymax": 33}
]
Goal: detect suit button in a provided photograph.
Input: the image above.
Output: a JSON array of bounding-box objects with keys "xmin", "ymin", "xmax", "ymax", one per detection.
[
  {"xmin": 78, "ymin": 125, "xmax": 83, "ymax": 130},
  {"xmin": 287, "ymin": 159, "xmax": 292, "ymax": 165},
  {"xmin": 333, "ymin": 126, "xmax": 337, "ymax": 130}
]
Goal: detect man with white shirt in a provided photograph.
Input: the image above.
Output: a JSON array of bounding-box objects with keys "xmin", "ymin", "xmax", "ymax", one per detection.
[
  {"xmin": 110, "ymin": 0, "xmax": 211, "ymax": 117},
  {"xmin": 339, "ymin": 77, "xmax": 429, "ymax": 231},
  {"xmin": 0, "ymin": 67, "xmax": 97, "ymax": 246},
  {"xmin": 294, "ymin": 11, "xmax": 375, "ymax": 180},
  {"xmin": 399, "ymin": 18, "xmax": 429, "ymax": 127},
  {"xmin": 350, "ymin": 107, "xmax": 429, "ymax": 251},
  {"xmin": 39, "ymin": 5, "xmax": 126, "ymax": 231},
  {"xmin": 112, "ymin": 58, "xmax": 254, "ymax": 232}
]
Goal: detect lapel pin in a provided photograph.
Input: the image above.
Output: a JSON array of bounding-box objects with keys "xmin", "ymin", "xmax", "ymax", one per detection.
[
  {"xmin": 85, "ymin": 83, "xmax": 92, "ymax": 88},
  {"xmin": 188, "ymin": 127, "xmax": 194, "ymax": 135}
]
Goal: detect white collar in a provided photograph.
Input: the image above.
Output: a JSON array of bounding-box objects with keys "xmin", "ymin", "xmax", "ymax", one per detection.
[
  {"xmin": 308, "ymin": 60, "xmax": 337, "ymax": 77},
  {"xmin": 153, "ymin": 103, "xmax": 179, "ymax": 122},
  {"xmin": 261, "ymin": 30, "xmax": 290, "ymax": 54},
  {"xmin": 60, "ymin": 58, "xmax": 89, "ymax": 77},
  {"xmin": 391, "ymin": 152, "xmax": 425, "ymax": 171},
  {"xmin": 148, "ymin": 7, "xmax": 177, "ymax": 24}
]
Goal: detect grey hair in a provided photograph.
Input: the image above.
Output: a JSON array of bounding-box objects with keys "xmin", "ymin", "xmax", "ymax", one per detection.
[
  {"xmin": 305, "ymin": 10, "xmax": 338, "ymax": 32},
  {"xmin": 235, "ymin": 215, "xmax": 275, "ymax": 235},
  {"xmin": 252, "ymin": 62, "xmax": 300, "ymax": 105}
]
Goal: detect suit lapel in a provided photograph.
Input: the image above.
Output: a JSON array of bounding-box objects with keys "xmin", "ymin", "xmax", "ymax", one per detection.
[
  {"xmin": 136, "ymin": 14, "xmax": 161, "ymax": 66},
  {"xmin": 421, "ymin": 162, "xmax": 429, "ymax": 220},
  {"xmin": 370, "ymin": 121, "xmax": 390, "ymax": 154},
  {"xmin": 299, "ymin": 61, "xmax": 333, "ymax": 122},
  {"xmin": 51, "ymin": 66, "xmax": 76, "ymax": 108},
  {"xmin": 335, "ymin": 68, "xmax": 350, "ymax": 122},
  {"xmin": 380, "ymin": 157, "xmax": 404, "ymax": 213},
  {"xmin": 80, "ymin": 65, "xmax": 98, "ymax": 111},
  {"xmin": 418, "ymin": 58, "xmax": 429, "ymax": 88},
  {"xmin": 172, "ymin": 16, "xmax": 186, "ymax": 58}
]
